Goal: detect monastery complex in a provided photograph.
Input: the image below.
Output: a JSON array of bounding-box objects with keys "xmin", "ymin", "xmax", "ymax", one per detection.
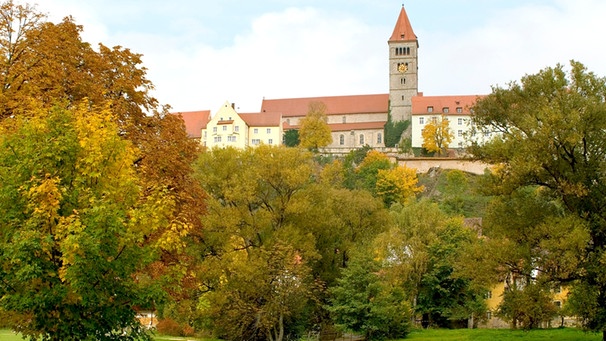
[{"xmin": 177, "ymin": 6, "xmax": 493, "ymax": 153}]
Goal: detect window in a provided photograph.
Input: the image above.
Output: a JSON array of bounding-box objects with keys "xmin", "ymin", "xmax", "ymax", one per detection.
[
  {"xmin": 456, "ymin": 107, "xmax": 463, "ymax": 113},
  {"xmin": 251, "ymin": 139, "xmax": 260, "ymax": 145},
  {"xmin": 554, "ymin": 301, "xmax": 562, "ymax": 308},
  {"xmin": 484, "ymin": 131, "xmax": 491, "ymax": 137},
  {"xmin": 268, "ymin": 139, "xmax": 273, "ymax": 145},
  {"xmin": 485, "ymin": 291, "xmax": 492, "ymax": 299},
  {"xmin": 342, "ymin": 116, "xmax": 346, "ymax": 124},
  {"xmin": 223, "ymin": 125, "xmax": 227, "ymax": 131},
  {"xmin": 235, "ymin": 125, "xmax": 239, "ymax": 132},
  {"xmin": 254, "ymin": 128, "xmax": 258, "ymax": 134},
  {"xmin": 458, "ymin": 130, "xmax": 463, "ymax": 137},
  {"xmin": 395, "ymin": 47, "xmax": 411, "ymax": 56},
  {"xmin": 213, "ymin": 127, "xmax": 217, "ymax": 133},
  {"xmin": 359, "ymin": 134, "xmax": 364, "ymax": 145},
  {"xmin": 227, "ymin": 135, "xmax": 237, "ymax": 142},
  {"xmin": 458, "ymin": 118, "xmax": 463, "ymax": 125},
  {"xmin": 203, "ymin": 131, "xmax": 207, "ymax": 138},
  {"xmin": 267, "ymin": 128, "xmax": 271, "ymax": 134},
  {"xmin": 401, "ymin": 78, "xmax": 405, "ymax": 84},
  {"xmin": 286, "ymin": 118, "xmax": 290, "ymax": 124},
  {"xmin": 554, "ymin": 286, "xmax": 561, "ymax": 294},
  {"xmin": 213, "ymin": 136, "xmax": 222, "ymax": 143},
  {"xmin": 419, "ymin": 117, "xmax": 425, "ymax": 125},
  {"xmin": 486, "ymin": 311, "xmax": 492, "ymax": 320},
  {"xmin": 377, "ymin": 133, "xmax": 382, "ymax": 144},
  {"xmin": 443, "ymin": 107, "xmax": 449, "ymax": 113},
  {"xmin": 339, "ymin": 134, "xmax": 345, "ymax": 145},
  {"xmin": 427, "ymin": 106, "xmax": 433, "ymax": 113}
]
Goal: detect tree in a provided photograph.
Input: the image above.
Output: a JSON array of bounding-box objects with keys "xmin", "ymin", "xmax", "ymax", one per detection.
[
  {"xmin": 192, "ymin": 146, "xmax": 320, "ymax": 340},
  {"xmin": 0, "ymin": 104, "xmax": 173, "ymax": 340},
  {"xmin": 352, "ymin": 150, "xmax": 392, "ymax": 194},
  {"xmin": 469, "ymin": 61, "xmax": 606, "ymax": 339},
  {"xmin": 373, "ymin": 200, "xmax": 486, "ymax": 328},
  {"xmin": 0, "ymin": 2, "xmax": 205, "ymax": 337},
  {"xmin": 283, "ymin": 129, "xmax": 300, "ymax": 147},
  {"xmin": 299, "ymin": 101, "xmax": 332, "ymax": 151},
  {"xmin": 328, "ymin": 252, "xmax": 411, "ymax": 340},
  {"xmin": 421, "ymin": 115, "xmax": 453, "ymax": 156},
  {"xmin": 376, "ymin": 166, "xmax": 424, "ymax": 207}
]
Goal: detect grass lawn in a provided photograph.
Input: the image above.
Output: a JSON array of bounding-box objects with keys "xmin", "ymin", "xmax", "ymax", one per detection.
[
  {"xmin": 0, "ymin": 329, "xmax": 208, "ymax": 341},
  {"xmin": 405, "ymin": 328, "xmax": 602, "ymax": 341},
  {"xmin": 0, "ymin": 329, "xmax": 22, "ymax": 341}
]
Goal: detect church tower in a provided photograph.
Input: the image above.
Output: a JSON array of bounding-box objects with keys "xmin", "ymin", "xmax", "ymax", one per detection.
[{"xmin": 388, "ymin": 5, "xmax": 418, "ymax": 124}]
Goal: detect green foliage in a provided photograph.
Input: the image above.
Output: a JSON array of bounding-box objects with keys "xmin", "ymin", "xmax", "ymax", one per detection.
[
  {"xmin": 0, "ymin": 105, "xmax": 170, "ymax": 340},
  {"xmin": 374, "ymin": 200, "xmax": 486, "ymax": 328},
  {"xmin": 497, "ymin": 283, "xmax": 558, "ymax": 330},
  {"xmin": 470, "ymin": 61, "xmax": 606, "ymax": 334},
  {"xmin": 418, "ymin": 169, "xmax": 491, "ymax": 218},
  {"xmin": 327, "ymin": 253, "xmax": 411, "ymax": 340},
  {"xmin": 283, "ymin": 129, "xmax": 300, "ymax": 147},
  {"xmin": 384, "ymin": 107, "xmax": 410, "ymax": 148}
]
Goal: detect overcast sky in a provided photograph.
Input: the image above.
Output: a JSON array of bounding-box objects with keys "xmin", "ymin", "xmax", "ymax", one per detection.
[{"xmin": 29, "ymin": 0, "xmax": 606, "ymax": 113}]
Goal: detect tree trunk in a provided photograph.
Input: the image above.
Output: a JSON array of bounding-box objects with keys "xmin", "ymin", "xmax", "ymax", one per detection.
[{"xmin": 602, "ymin": 329, "xmax": 605, "ymax": 341}]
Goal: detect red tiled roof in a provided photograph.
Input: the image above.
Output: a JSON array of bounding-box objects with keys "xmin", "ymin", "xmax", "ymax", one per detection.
[
  {"xmin": 283, "ymin": 121, "xmax": 386, "ymax": 132},
  {"xmin": 261, "ymin": 94, "xmax": 389, "ymax": 117},
  {"xmin": 389, "ymin": 6, "xmax": 417, "ymax": 42},
  {"xmin": 239, "ymin": 111, "xmax": 282, "ymax": 127},
  {"xmin": 411, "ymin": 95, "xmax": 484, "ymax": 115},
  {"xmin": 175, "ymin": 110, "xmax": 210, "ymax": 138}
]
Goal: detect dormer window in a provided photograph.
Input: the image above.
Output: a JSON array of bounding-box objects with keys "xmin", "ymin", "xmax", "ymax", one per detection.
[
  {"xmin": 456, "ymin": 107, "xmax": 463, "ymax": 113},
  {"xmin": 443, "ymin": 107, "xmax": 449, "ymax": 113},
  {"xmin": 427, "ymin": 106, "xmax": 433, "ymax": 113}
]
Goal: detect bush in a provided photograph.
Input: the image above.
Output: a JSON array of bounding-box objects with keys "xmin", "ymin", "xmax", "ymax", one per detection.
[{"xmin": 156, "ymin": 318, "xmax": 184, "ymax": 336}]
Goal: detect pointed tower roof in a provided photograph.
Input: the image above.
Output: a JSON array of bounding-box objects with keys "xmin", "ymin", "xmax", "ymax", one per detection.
[{"xmin": 389, "ymin": 5, "xmax": 417, "ymax": 43}]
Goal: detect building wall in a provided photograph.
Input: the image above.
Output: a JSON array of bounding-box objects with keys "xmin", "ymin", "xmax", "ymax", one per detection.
[
  {"xmin": 389, "ymin": 42, "xmax": 418, "ymax": 123},
  {"xmin": 202, "ymin": 103, "xmax": 282, "ymax": 149},
  {"xmin": 330, "ymin": 128, "xmax": 385, "ymax": 149},
  {"xmin": 248, "ymin": 125, "xmax": 282, "ymax": 147}
]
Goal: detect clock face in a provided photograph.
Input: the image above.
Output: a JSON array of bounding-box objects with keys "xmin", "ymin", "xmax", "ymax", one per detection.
[{"xmin": 398, "ymin": 63, "xmax": 408, "ymax": 73}]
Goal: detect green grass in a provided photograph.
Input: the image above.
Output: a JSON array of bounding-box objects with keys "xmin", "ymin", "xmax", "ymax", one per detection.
[
  {"xmin": 0, "ymin": 329, "xmax": 209, "ymax": 341},
  {"xmin": 405, "ymin": 328, "xmax": 601, "ymax": 341},
  {"xmin": 0, "ymin": 329, "xmax": 22, "ymax": 341}
]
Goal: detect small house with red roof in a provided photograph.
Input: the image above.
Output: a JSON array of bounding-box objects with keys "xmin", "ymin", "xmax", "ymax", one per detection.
[{"xmin": 201, "ymin": 101, "xmax": 283, "ymax": 149}]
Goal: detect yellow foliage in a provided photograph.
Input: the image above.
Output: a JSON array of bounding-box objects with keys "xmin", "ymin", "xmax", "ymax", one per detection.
[
  {"xmin": 358, "ymin": 150, "xmax": 390, "ymax": 169},
  {"xmin": 421, "ymin": 115, "xmax": 454, "ymax": 155},
  {"xmin": 376, "ymin": 165, "xmax": 424, "ymax": 205}
]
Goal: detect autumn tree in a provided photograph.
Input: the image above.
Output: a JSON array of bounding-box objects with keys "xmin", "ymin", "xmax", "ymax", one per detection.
[
  {"xmin": 421, "ymin": 115, "xmax": 453, "ymax": 156},
  {"xmin": 299, "ymin": 101, "xmax": 332, "ymax": 151},
  {"xmin": 469, "ymin": 61, "xmax": 606, "ymax": 339},
  {"xmin": 0, "ymin": 1, "xmax": 205, "ymax": 337},
  {"xmin": 376, "ymin": 166, "xmax": 424, "ymax": 206},
  {"xmin": 193, "ymin": 146, "xmax": 319, "ymax": 340},
  {"xmin": 0, "ymin": 103, "xmax": 175, "ymax": 340}
]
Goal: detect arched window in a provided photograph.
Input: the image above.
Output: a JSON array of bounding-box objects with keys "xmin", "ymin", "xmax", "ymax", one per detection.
[
  {"xmin": 359, "ymin": 134, "xmax": 364, "ymax": 145},
  {"xmin": 339, "ymin": 134, "xmax": 345, "ymax": 145}
]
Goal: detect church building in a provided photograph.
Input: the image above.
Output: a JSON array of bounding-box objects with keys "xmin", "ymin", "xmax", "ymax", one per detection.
[{"xmin": 178, "ymin": 6, "xmax": 485, "ymax": 152}]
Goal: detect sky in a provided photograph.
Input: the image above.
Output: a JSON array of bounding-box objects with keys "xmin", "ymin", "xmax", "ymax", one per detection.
[{"xmin": 27, "ymin": 0, "xmax": 606, "ymax": 113}]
